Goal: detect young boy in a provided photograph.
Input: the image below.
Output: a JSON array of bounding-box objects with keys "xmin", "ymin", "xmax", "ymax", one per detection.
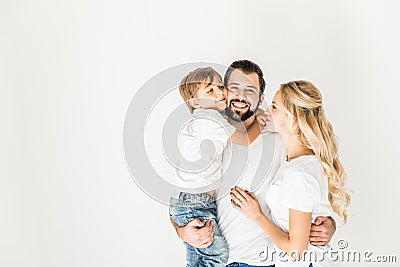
[{"xmin": 169, "ymin": 67, "xmax": 266, "ymax": 266}]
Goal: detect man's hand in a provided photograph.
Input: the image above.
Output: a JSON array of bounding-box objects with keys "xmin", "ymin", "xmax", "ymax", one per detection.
[
  {"xmin": 170, "ymin": 217, "xmax": 215, "ymax": 248},
  {"xmin": 310, "ymin": 216, "xmax": 336, "ymax": 246}
]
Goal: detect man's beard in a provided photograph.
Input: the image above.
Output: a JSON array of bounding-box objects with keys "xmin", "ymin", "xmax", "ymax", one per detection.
[{"xmin": 225, "ymin": 100, "xmax": 257, "ymax": 122}]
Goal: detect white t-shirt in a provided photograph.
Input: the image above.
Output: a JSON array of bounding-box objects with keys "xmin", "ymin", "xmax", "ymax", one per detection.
[
  {"xmin": 217, "ymin": 131, "xmax": 286, "ymax": 266},
  {"xmin": 176, "ymin": 108, "xmax": 236, "ymax": 192},
  {"xmin": 266, "ymin": 155, "xmax": 336, "ymax": 267}
]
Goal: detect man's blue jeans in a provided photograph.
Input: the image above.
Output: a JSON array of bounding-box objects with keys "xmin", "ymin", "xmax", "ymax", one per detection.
[
  {"xmin": 227, "ymin": 263, "xmax": 313, "ymax": 267},
  {"xmin": 227, "ymin": 262, "xmax": 313, "ymax": 267},
  {"xmin": 170, "ymin": 192, "xmax": 228, "ymax": 267},
  {"xmin": 227, "ymin": 263, "xmax": 274, "ymax": 267}
]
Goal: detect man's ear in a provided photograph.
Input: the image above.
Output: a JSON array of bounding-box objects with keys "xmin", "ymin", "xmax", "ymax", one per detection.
[
  {"xmin": 258, "ymin": 94, "xmax": 265, "ymax": 106},
  {"xmin": 188, "ymin": 98, "xmax": 200, "ymax": 109}
]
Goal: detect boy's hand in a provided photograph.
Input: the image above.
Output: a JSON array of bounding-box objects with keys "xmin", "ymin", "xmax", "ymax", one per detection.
[
  {"xmin": 215, "ymin": 100, "xmax": 227, "ymax": 112},
  {"xmin": 309, "ymin": 216, "xmax": 336, "ymax": 246},
  {"xmin": 255, "ymin": 108, "xmax": 272, "ymax": 131}
]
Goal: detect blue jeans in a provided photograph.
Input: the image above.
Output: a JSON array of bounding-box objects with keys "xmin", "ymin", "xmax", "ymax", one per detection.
[
  {"xmin": 170, "ymin": 192, "xmax": 228, "ymax": 267},
  {"xmin": 227, "ymin": 263, "xmax": 311, "ymax": 267},
  {"xmin": 227, "ymin": 263, "xmax": 274, "ymax": 267}
]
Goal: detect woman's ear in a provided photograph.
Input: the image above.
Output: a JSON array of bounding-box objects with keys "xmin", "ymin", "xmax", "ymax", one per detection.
[
  {"xmin": 188, "ymin": 98, "xmax": 200, "ymax": 109},
  {"xmin": 291, "ymin": 118, "xmax": 301, "ymax": 135}
]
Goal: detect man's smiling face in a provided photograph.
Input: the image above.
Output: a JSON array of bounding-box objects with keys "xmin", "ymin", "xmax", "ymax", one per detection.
[{"xmin": 225, "ymin": 69, "xmax": 264, "ymax": 121}]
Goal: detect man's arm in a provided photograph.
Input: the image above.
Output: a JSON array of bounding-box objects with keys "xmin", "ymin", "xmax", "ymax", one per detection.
[
  {"xmin": 169, "ymin": 216, "xmax": 215, "ymax": 248},
  {"xmin": 309, "ymin": 216, "xmax": 336, "ymax": 246}
]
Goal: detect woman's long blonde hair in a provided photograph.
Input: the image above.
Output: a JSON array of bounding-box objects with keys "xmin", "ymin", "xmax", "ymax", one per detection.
[{"xmin": 279, "ymin": 80, "xmax": 351, "ymax": 222}]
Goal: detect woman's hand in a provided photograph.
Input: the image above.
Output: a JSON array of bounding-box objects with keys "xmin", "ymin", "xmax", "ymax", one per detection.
[{"xmin": 230, "ymin": 186, "xmax": 264, "ymax": 221}]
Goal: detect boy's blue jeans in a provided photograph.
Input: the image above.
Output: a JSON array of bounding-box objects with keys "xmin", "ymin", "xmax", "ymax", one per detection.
[{"xmin": 170, "ymin": 192, "xmax": 228, "ymax": 267}]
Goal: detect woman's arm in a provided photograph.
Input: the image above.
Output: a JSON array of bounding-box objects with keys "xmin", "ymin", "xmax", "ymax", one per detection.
[
  {"xmin": 254, "ymin": 209, "xmax": 311, "ymax": 259},
  {"xmin": 230, "ymin": 187, "xmax": 311, "ymax": 260}
]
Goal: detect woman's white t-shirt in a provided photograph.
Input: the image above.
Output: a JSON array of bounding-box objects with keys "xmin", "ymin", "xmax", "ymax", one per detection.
[{"xmin": 266, "ymin": 155, "xmax": 337, "ymax": 267}]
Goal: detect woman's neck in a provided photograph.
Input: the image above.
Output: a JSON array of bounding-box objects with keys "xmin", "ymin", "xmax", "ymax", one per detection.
[{"xmin": 280, "ymin": 131, "xmax": 314, "ymax": 161}]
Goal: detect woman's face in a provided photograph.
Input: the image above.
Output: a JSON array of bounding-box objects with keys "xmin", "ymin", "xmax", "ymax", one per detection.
[{"xmin": 270, "ymin": 91, "xmax": 288, "ymax": 134}]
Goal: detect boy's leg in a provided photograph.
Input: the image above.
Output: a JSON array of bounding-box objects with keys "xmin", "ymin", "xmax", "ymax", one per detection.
[
  {"xmin": 170, "ymin": 197, "xmax": 200, "ymax": 267},
  {"xmin": 193, "ymin": 202, "xmax": 228, "ymax": 267},
  {"xmin": 184, "ymin": 241, "xmax": 202, "ymax": 267},
  {"xmin": 170, "ymin": 193, "xmax": 228, "ymax": 267}
]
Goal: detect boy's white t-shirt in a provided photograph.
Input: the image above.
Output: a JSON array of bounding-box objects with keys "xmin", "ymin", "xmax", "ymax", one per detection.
[
  {"xmin": 266, "ymin": 155, "xmax": 337, "ymax": 267},
  {"xmin": 175, "ymin": 108, "xmax": 235, "ymax": 192}
]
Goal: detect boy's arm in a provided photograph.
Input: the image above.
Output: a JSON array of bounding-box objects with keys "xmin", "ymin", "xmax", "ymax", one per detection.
[
  {"xmin": 254, "ymin": 108, "xmax": 274, "ymax": 132},
  {"xmin": 309, "ymin": 216, "xmax": 336, "ymax": 246},
  {"xmin": 169, "ymin": 216, "xmax": 215, "ymax": 248}
]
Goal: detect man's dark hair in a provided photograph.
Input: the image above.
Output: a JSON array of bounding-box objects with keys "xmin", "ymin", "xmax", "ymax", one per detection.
[{"xmin": 224, "ymin": 60, "xmax": 266, "ymax": 94}]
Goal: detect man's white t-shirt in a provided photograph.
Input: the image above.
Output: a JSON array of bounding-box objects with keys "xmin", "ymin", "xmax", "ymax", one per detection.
[
  {"xmin": 217, "ymin": 131, "xmax": 285, "ymax": 266},
  {"xmin": 266, "ymin": 155, "xmax": 336, "ymax": 267}
]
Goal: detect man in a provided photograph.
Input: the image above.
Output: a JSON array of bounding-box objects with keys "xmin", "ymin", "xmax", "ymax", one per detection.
[{"xmin": 171, "ymin": 60, "xmax": 336, "ymax": 266}]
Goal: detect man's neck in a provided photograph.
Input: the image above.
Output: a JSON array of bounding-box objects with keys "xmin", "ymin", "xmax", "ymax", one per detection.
[
  {"xmin": 229, "ymin": 116, "xmax": 261, "ymax": 146},
  {"xmin": 241, "ymin": 115, "xmax": 256, "ymax": 130}
]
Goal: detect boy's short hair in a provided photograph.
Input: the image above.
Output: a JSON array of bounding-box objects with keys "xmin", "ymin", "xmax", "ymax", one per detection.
[{"xmin": 179, "ymin": 67, "xmax": 222, "ymax": 113}]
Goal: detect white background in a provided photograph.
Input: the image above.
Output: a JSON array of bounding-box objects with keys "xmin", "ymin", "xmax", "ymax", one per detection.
[{"xmin": 2, "ymin": 0, "xmax": 400, "ymax": 266}]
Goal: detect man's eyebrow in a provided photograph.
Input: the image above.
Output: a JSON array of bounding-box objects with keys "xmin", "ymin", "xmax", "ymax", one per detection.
[{"xmin": 228, "ymin": 82, "xmax": 257, "ymax": 89}]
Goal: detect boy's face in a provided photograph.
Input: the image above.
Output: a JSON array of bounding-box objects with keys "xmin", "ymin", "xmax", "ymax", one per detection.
[{"xmin": 193, "ymin": 76, "xmax": 227, "ymax": 109}]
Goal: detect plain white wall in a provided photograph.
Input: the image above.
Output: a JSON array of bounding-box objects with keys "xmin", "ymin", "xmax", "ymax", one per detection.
[{"xmin": 1, "ymin": 0, "xmax": 399, "ymax": 266}]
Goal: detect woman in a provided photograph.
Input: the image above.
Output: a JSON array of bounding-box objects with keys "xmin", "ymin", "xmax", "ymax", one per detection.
[{"xmin": 230, "ymin": 80, "xmax": 351, "ymax": 266}]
